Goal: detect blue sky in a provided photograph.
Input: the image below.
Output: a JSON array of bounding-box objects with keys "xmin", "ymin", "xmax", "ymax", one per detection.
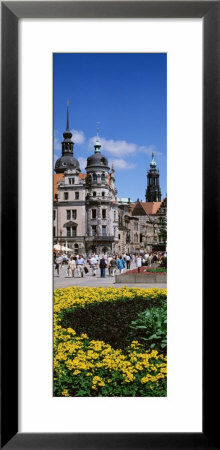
[{"xmin": 54, "ymin": 53, "xmax": 167, "ymax": 201}]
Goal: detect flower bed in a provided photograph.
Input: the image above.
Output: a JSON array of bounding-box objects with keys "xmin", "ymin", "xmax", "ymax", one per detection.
[
  {"xmin": 54, "ymin": 286, "xmax": 167, "ymax": 397},
  {"xmin": 124, "ymin": 267, "xmax": 167, "ymax": 275}
]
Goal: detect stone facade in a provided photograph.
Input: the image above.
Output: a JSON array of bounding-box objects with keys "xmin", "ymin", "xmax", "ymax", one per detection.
[
  {"xmin": 131, "ymin": 198, "xmax": 167, "ymax": 251},
  {"xmin": 53, "ymin": 112, "xmax": 119, "ymax": 254},
  {"xmin": 118, "ymin": 201, "xmax": 140, "ymax": 255},
  {"xmin": 53, "ymin": 109, "xmax": 167, "ymax": 255}
]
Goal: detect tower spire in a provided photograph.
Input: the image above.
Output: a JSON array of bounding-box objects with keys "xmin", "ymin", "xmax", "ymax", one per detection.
[
  {"xmin": 96, "ymin": 121, "xmax": 100, "ymax": 138},
  {"xmin": 61, "ymin": 100, "xmax": 74, "ymax": 156},
  {"xmin": 63, "ymin": 100, "xmax": 72, "ymax": 141},
  {"xmin": 94, "ymin": 121, "xmax": 101, "ymax": 153},
  {"xmin": 66, "ymin": 100, "xmax": 70, "ymax": 131}
]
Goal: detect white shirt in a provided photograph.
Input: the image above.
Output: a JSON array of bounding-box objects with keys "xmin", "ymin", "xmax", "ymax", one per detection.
[
  {"xmin": 90, "ymin": 257, "xmax": 97, "ymax": 265},
  {"xmin": 136, "ymin": 257, "xmax": 142, "ymax": 268}
]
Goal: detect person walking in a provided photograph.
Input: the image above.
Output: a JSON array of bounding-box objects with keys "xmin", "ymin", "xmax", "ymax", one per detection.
[
  {"xmin": 90, "ymin": 254, "xmax": 98, "ymax": 276},
  {"xmin": 55, "ymin": 253, "xmax": 63, "ymax": 277},
  {"xmin": 107, "ymin": 255, "xmax": 113, "ymax": 276},
  {"xmin": 67, "ymin": 257, "xmax": 76, "ymax": 277},
  {"xmin": 125, "ymin": 253, "xmax": 131, "ymax": 270},
  {"xmin": 136, "ymin": 255, "xmax": 142, "ymax": 273},
  {"xmin": 76, "ymin": 255, "xmax": 85, "ymax": 277},
  {"xmin": 117, "ymin": 256, "xmax": 125, "ymax": 274},
  {"xmin": 99, "ymin": 255, "xmax": 107, "ymax": 278},
  {"xmin": 149, "ymin": 253, "xmax": 153, "ymax": 267},
  {"xmin": 110, "ymin": 256, "xmax": 117, "ymax": 276}
]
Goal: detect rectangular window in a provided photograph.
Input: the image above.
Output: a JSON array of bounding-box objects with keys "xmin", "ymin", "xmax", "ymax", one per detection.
[
  {"xmin": 67, "ymin": 227, "xmax": 71, "ymax": 237},
  {"xmin": 72, "ymin": 210, "xmax": 77, "ymax": 220},
  {"xmin": 93, "ymin": 192, "xmax": 96, "ymax": 197},
  {"xmin": 102, "ymin": 225, "xmax": 107, "ymax": 236},
  {"xmin": 72, "ymin": 227, "xmax": 77, "ymax": 237},
  {"xmin": 64, "ymin": 192, "xmax": 68, "ymax": 200},
  {"xmin": 102, "ymin": 192, "xmax": 105, "ymax": 197},
  {"xmin": 53, "ymin": 210, "xmax": 56, "ymax": 221},
  {"xmin": 102, "ymin": 209, "xmax": 106, "ymax": 219},
  {"xmin": 75, "ymin": 192, "xmax": 79, "ymax": 200},
  {"xmin": 114, "ymin": 211, "xmax": 116, "ymax": 221},
  {"xmin": 53, "ymin": 227, "xmax": 55, "ymax": 237},
  {"xmin": 66, "ymin": 210, "xmax": 71, "ymax": 220},
  {"xmin": 118, "ymin": 234, "xmax": 121, "ymax": 240},
  {"xmin": 92, "ymin": 209, "xmax": 96, "ymax": 219},
  {"xmin": 92, "ymin": 225, "xmax": 97, "ymax": 236}
]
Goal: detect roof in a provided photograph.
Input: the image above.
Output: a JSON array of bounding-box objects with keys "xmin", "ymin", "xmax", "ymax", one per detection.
[
  {"xmin": 54, "ymin": 173, "xmax": 88, "ymax": 200},
  {"xmin": 86, "ymin": 152, "xmax": 109, "ymax": 169},
  {"xmin": 79, "ymin": 173, "xmax": 87, "ymax": 180},
  {"xmin": 131, "ymin": 201, "xmax": 164, "ymax": 217},
  {"xmin": 53, "ymin": 173, "xmax": 64, "ymax": 201},
  {"xmin": 55, "ymin": 155, "xmax": 80, "ymax": 173}
]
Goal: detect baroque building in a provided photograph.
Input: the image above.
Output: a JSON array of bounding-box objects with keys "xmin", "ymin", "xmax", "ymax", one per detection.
[
  {"xmin": 85, "ymin": 133, "xmax": 118, "ymax": 254},
  {"xmin": 131, "ymin": 198, "xmax": 167, "ymax": 251},
  {"xmin": 53, "ymin": 107, "xmax": 167, "ymax": 255},
  {"xmin": 53, "ymin": 107, "xmax": 118, "ymax": 254},
  {"xmin": 117, "ymin": 199, "xmax": 140, "ymax": 255}
]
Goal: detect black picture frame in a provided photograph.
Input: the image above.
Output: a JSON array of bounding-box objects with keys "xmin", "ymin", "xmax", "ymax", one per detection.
[{"xmin": 1, "ymin": 1, "xmax": 220, "ymax": 449}]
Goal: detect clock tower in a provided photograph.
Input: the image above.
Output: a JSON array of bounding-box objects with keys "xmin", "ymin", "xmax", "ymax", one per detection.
[{"xmin": 145, "ymin": 153, "xmax": 162, "ymax": 202}]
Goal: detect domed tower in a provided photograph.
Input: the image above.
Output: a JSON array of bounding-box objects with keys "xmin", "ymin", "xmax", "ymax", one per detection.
[
  {"xmin": 145, "ymin": 152, "xmax": 162, "ymax": 202},
  {"xmin": 55, "ymin": 102, "xmax": 80, "ymax": 174},
  {"xmin": 85, "ymin": 127, "xmax": 118, "ymax": 254},
  {"xmin": 53, "ymin": 104, "xmax": 86, "ymax": 254}
]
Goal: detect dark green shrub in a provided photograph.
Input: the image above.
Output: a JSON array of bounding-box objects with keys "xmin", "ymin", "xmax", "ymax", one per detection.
[{"xmin": 129, "ymin": 301, "xmax": 167, "ymax": 353}]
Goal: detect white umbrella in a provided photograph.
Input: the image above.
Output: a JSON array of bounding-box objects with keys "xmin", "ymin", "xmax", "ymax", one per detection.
[{"xmin": 53, "ymin": 244, "xmax": 72, "ymax": 252}]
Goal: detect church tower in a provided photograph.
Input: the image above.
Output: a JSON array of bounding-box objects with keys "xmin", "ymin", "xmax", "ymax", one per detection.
[
  {"xmin": 85, "ymin": 126, "xmax": 118, "ymax": 254},
  {"xmin": 145, "ymin": 152, "xmax": 162, "ymax": 202},
  {"xmin": 55, "ymin": 102, "xmax": 80, "ymax": 174}
]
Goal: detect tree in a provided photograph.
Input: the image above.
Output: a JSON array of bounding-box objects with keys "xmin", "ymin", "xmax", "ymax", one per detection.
[{"xmin": 158, "ymin": 217, "xmax": 167, "ymax": 245}]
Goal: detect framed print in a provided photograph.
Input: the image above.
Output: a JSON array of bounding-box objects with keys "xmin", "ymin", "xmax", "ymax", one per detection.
[{"xmin": 1, "ymin": 1, "xmax": 220, "ymax": 449}]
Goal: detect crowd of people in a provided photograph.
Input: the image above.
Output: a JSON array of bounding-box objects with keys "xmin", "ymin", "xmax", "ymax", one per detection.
[{"xmin": 54, "ymin": 250, "xmax": 167, "ymax": 278}]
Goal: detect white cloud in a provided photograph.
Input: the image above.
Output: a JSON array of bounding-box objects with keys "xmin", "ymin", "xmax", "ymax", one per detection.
[
  {"xmin": 71, "ymin": 129, "xmax": 85, "ymax": 145},
  {"xmin": 110, "ymin": 159, "xmax": 136, "ymax": 170},
  {"xmin": 139, "ymin": 144, "xmax": 156, "ymax": 155},
  {"xmin": 78, "ymin": 156, "xmax": 87, "ymax": 170},
  {"xmin": 88, "ymin": 136, "xmax": 136, "ymax": 157},
  {"xmin": 54, "ymin": 130, "xmax": 61, "ymax": 151},
  {"xmin": 88, "ymin": 136, "xmax": 161, "ymax": 159}
]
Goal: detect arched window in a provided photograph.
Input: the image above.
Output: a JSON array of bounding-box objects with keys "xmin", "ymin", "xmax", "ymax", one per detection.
[
  {"xmin": 93, "ymin": 173, "xmax": 97, "ymax": 182},
  {"xmin": 101, "ymin": 173, "xmax": 105, "ymax": 182}
]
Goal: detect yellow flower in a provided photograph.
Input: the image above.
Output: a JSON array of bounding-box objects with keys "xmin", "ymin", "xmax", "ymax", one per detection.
[
  {"xmin": 62, "ymin": 389, "xmax": 69, "ymax": 397},
  {"xmin": 53, "ymin": 286, "xmax": 167, "ymax": 396}
]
